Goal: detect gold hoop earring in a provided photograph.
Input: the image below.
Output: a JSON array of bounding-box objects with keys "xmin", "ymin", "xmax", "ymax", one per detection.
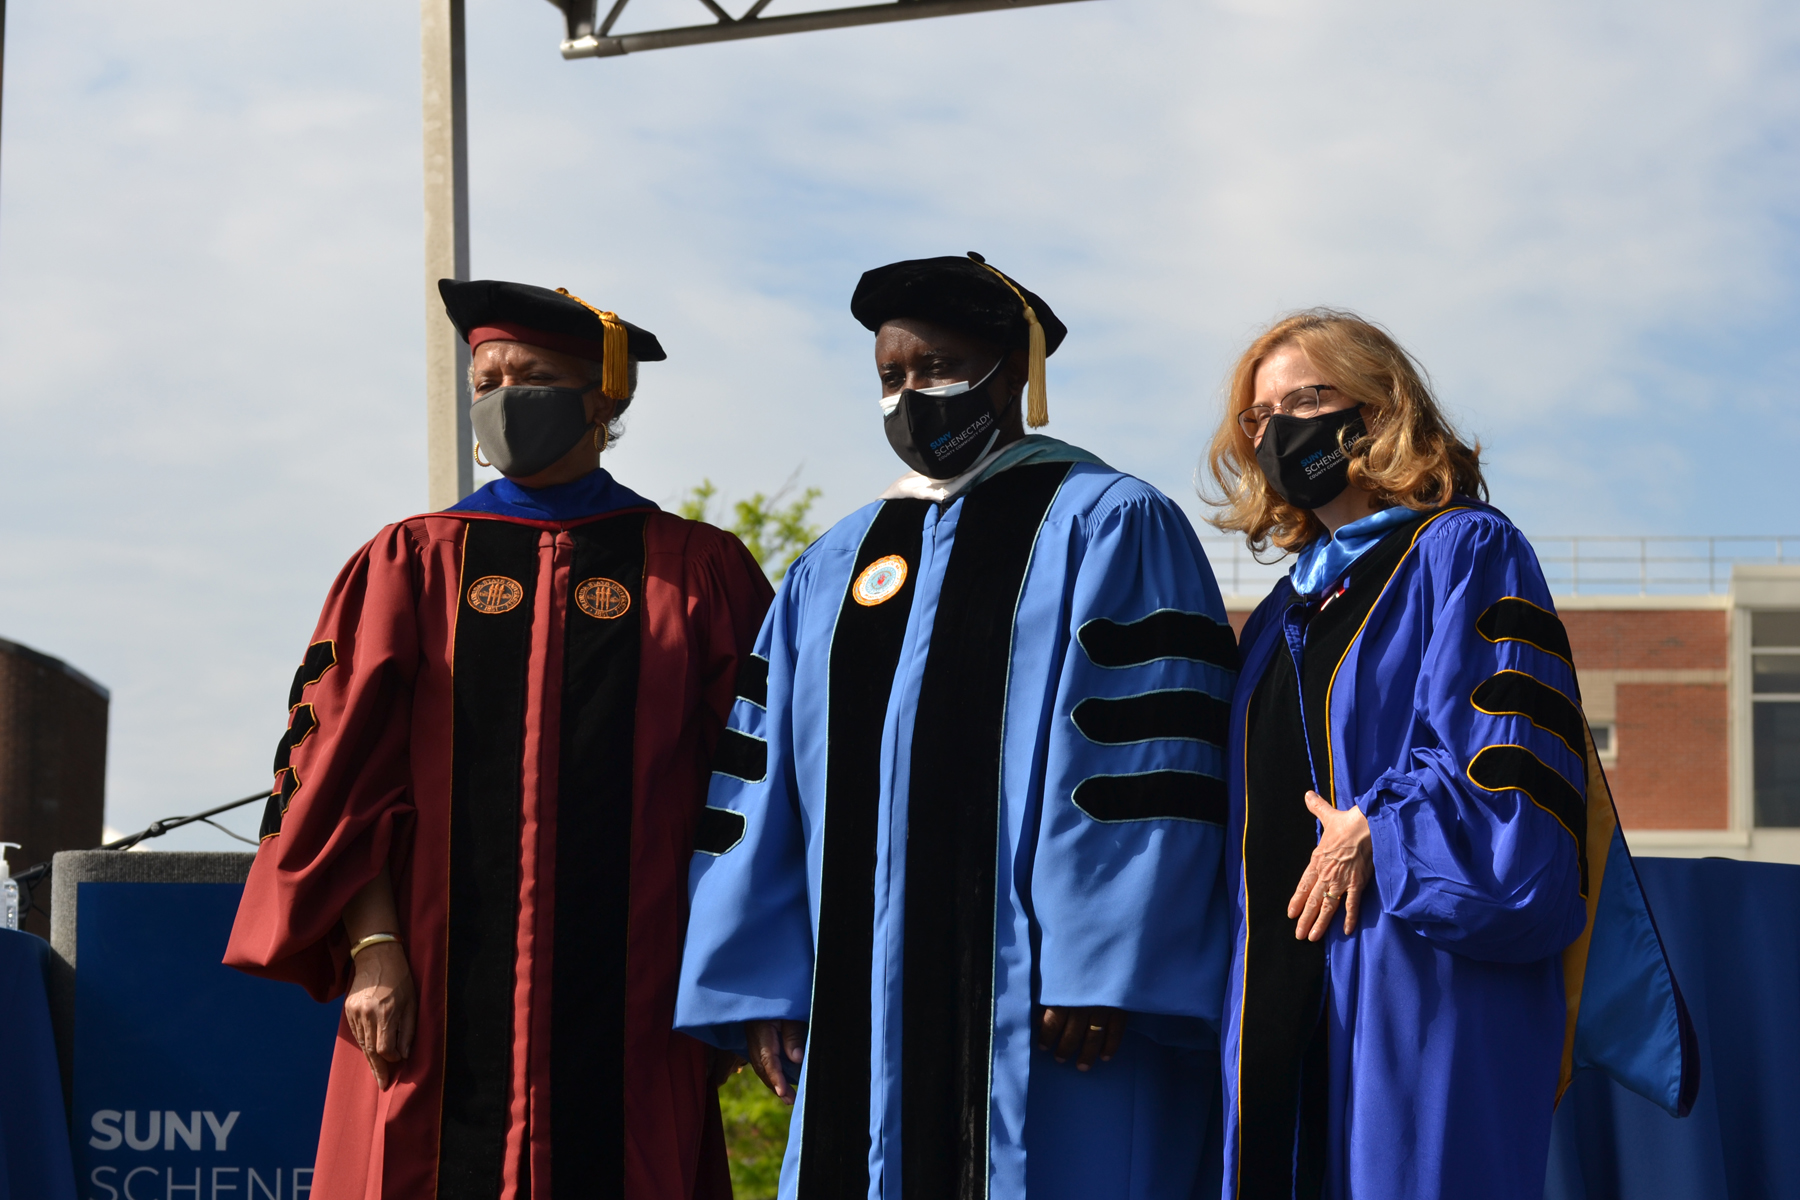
[
  {"xmin": 594, "ymin": 424, "xmax": 609, "ymax": 454},
  {"xmin": 474, "ymin": 441, "xmax": 492, "ymax": 468}
]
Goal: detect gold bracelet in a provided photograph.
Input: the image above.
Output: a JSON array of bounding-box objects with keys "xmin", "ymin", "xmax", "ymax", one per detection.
[{"xmin": 349, "ymin": 932, "xmax": 401, "ymax": 960}]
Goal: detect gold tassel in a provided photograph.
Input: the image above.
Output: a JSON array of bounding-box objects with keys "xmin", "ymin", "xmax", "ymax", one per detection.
[
  {"xmin": 968, "ymin": 254, "xmax": 1049, "ymax": 428},
  {"xmin": 556, "ymin": 287, "xmax": 632, "ymax": 401},
  {"xmin": 1023, "ymin": 318, "xmax": 1047, "ymax": 429}
]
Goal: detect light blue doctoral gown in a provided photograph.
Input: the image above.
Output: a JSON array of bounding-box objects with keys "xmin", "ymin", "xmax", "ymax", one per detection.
[{"xmin": 676, "ymin": 445, "xmax": 1236, "ymax": 1200}]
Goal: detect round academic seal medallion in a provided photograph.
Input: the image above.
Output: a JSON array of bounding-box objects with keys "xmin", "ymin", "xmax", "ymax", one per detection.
[
  {"xmin": 576, "ymin": 576, "xmax": 632, "ymax": 620},
  {"xmin": 466, "ymin": 575, "xmax": 523, "ymax": 614},
  {"xmin": 852, "ymin": 555, "xmax": 909, "ymax": 607}
]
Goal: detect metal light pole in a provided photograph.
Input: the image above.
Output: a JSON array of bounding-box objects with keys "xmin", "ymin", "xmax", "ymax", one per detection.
[
  {"xmin": 1, "ymin": 1, "xmax": 8, "ymax": 224},
  {"xmin": 420, "ymin": 0, "xmax": 1098, "ymax": 506},
  {"xmin": 422, "ymin": 0, "xmax": 472, "ymax": 511}
]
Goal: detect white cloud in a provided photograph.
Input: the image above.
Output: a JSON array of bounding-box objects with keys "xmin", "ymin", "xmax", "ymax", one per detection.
[{"xmin": 0, "ymin": 0, "xmax": 1795, "ymax": 844}]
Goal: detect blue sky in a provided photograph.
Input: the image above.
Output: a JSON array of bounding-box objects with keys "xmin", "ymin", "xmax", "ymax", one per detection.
[{"xmin": 2, "ymin": 0, "xmax": 1797, "ymax": 846}]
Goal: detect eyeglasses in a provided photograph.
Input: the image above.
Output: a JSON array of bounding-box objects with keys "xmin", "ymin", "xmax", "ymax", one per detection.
[{"xmin": 1236, "ymin": 385, "xmax": 1341, "ymax": 439}]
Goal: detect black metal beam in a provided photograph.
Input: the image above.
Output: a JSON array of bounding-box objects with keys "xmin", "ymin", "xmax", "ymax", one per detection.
[{"xmin": 555, "ymin": 0, "xmax": 1099, "ymax": 60}]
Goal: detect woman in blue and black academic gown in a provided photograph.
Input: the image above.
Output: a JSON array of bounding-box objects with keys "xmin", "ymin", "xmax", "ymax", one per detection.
[{"xmin": 1205, "ymin": 310, "xmax": 1697, "ymax": 1200}]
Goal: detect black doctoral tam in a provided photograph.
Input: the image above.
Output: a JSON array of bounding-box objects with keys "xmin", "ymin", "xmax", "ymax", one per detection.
[{"xmin": 850, "ymin": 254, "xmax": 1067, "ymax": 355}]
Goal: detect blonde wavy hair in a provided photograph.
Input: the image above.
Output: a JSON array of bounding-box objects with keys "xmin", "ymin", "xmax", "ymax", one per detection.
[{"xmin": 1204, "ymin": 309, "xmax": 1486, "ymax": 553}]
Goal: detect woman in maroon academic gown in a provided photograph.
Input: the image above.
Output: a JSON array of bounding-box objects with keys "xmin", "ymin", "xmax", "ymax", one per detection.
[{"xmin": 226, "ymin": 279, "xmax": 773, "ymax": 1200}]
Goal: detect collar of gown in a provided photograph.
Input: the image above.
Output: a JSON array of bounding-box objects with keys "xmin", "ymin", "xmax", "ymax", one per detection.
[
  {"xmin": 447, "ymin": 467, "xmax": 657, "ymax": 522},
  {"xmin": 879, "ymin": 434, "xmax": 1109, "ymax": 505},
  {"xmin": 1289, "ymin": 504, "xmax": 1418, "ymax": 598}
]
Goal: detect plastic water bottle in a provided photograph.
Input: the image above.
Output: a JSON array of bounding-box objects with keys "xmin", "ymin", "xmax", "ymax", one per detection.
[{"xmin": 0, "ymin": 843, "xmax": 20, "ymax": 931}]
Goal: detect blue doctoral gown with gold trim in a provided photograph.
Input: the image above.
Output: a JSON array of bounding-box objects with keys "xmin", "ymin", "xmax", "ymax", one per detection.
[
  {"xmin": 675, "ymin": 450, "xmax": 1236, "ymax": 1200},
  {"xmin": 1222, "ymin": 501, "xmax": 1697, "ymax": 1200}
]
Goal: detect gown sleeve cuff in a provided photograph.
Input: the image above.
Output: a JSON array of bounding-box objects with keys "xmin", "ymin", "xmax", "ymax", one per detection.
[{"xmin": 1358, "ymin": 768, "xmax": 1420, "ymax": 911}]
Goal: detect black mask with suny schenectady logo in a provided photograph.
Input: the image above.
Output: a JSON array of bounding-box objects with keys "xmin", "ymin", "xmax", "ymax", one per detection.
[
  {"xmin": 1255, "ymin": 405, "xmax": 1367, "ymax": 509},
  {"xmin": 882, "ymin": 356, "xmax": 1011, "ymax": 480}
]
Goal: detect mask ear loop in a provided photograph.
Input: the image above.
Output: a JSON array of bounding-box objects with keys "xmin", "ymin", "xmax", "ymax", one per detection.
[
  {"xmin": 969, "ymin": 354, "xmax": 1007, "ymax": 394},
  {"xmin": 957, "ymin": 356, "xmax": 1009, "ymax": 473},
  {"xmin": 971, "ymin": 353, "xmax": 1024, "ymax": 428}
]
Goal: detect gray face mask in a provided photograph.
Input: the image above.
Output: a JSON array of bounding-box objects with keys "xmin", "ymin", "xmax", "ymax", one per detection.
[{"xmin": 470, "ymin": 385, "xmax": 593, "ymax": 478}]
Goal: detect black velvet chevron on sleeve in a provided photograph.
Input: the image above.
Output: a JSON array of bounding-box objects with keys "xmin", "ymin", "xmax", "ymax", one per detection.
[
  {"xmin": 271, "ymin": 704, "xmax": 319, "ymax": 774},
  {"xmin": 694, "ymin": 806, "xmax": 748, "ymax": 856},
  {"xmin": 735, "ymin": 654, "xmax": 769, "ymax": 710},
  {"xmin": 259, "ymin": 765, "xmax": 301, "ymax": 839},
  {"xmin": 1078, "ymin": 610, "xmax": 1239, "ymax": 672},
  {"xmin": 712, "ymin": 728, "xmax": 769, "ymax": 783},
  {"xmin": 1467, "ymin": 744, "xmax": 1588, "ymax": 896},
  {"xmin": 1471, "ymin": 670, "xmax": 1587, "ymax": 759},
  {"xmin": 1072, "ymin": 770, "xmax": 1228, "ymax": 826},
  {"xmin": 1475, "ymin": 598, "xmax": 1573, "ymax": 665},
  {"xmin": 287, "ymin": 640, "xmax": 338, "ymax": 709},
  {"xmin": 1071, "ymin": 689, "xmax": 1229, "ymax": 746}
]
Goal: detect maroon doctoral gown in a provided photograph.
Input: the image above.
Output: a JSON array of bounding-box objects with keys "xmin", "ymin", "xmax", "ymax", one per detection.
[{"xmin": 225, "ymin": 495, "xmax": 772, "ymax": 1200}]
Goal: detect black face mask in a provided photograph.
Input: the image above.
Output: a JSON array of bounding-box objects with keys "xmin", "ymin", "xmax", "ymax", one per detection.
[
  {"xmin": 882, "ymin": 357, "xmax": 1009, "ymax": 480},
  {"xmin": 470, "ymin": 385, "xmax": 594, "ymax": 478},
  {"xmin": 1255, "ymin": 405, "xmax": 1367, "ymax": 509}
]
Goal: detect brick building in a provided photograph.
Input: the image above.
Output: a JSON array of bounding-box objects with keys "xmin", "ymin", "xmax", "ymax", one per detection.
[
  {"xmin": 0, "ymin": 637, "xmax": 109, "ymax": 933},
  {"xmin": 1216, "ymin": 551, "xmax": 1800, "ymax": 865}
]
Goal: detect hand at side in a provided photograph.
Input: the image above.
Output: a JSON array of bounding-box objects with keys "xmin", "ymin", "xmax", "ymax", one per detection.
[
  {"xmin": 340, "ymin": 866, "xmax": 414, "ymax": 1089},
  {"xmin": 744, "ymin": 1019, "xmax": 808, "ymax": 1106},
  {"xmin": 344, "ymin": 941, "xmax": 416, "ymax": 1089},
  {"xmin": 1287, "ymin": 790, "xmax": 1374, "ymax": 942},
  {"xmin": 1037, "ymin": 1006, "xmax": 1127, "ymax": 1071}
]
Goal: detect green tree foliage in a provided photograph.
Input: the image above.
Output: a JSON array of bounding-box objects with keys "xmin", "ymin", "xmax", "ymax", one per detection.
[
  {"xmin": 718, "ymin": 1068, "xmax": 793, "ymax": 1199},
  {"xmin": 680, "ymin": 473, "xmax": 814, "ymax": 1195},
  {"xmin": 679, "ymin": 472, "xmax": 822, "ymax": 581}
]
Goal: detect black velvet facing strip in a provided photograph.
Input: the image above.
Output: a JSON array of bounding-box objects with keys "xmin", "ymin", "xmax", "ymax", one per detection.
[
  {"xmin": 902, "ymin": 462, "xmax": 1071, "ymax": 1200},
  {"xmin": 1078, "ymin": 610, "xmax": 1240, "ymax": 672},
  {"xmin": 1468, "ymin": 744, "xmax": 1589, "ymax": 896},
  {"xmin": 1239, "ymin": 647, "xmax": 1329, "ymax": 1200},
  {"xmin": 1476, "ymin": 597, "xmax": 1574, "ymax": 665},
  {"xmin": 441, "ymin": 519, "xmax": 539, "ymax": 1200},
  {"xmin": 1471, "ymin": 670, "xmax": 1587, "ymax": 759},
  {"xmin": 1072, "ymin": 771, "xmax": 1228, "ymax": 825},
  {"xmin": 736, "ymin": 654, "xmax": 770, "ymax": 710},
  {"xmin": 712, "ymin": 729, "xmax": 770, "ymax": 783},
  {"xmin": 551, "ymin": 514, "xmax": 647, "ymax": 1200},
  {"xmin": 1238, "ymin": 511, "xmax": 1431, "ymax": 1200},
  {"xmin": 694, "ymin": 807, "xmax": 748, "ymax": 856},
  {"xmin": 796, "ymin": 498, "xmax": 929, "ymax": 1200},
  {"xmin": 287, "ymin": 640, "xmax": 338, "ymax": 709},
  {"xmin": 1071, "ymin": 688, "xmax": 1228, "ymax": 745}
]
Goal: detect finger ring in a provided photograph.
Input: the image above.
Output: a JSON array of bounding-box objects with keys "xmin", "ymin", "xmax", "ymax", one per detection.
[
  {"xmin": 1088, "ymin": 1024, "xmax": 1105, "ymax": 1033},
  {"xmin": 1323, "ymin": 891, "xmax": 1338, "ymax": 902}
]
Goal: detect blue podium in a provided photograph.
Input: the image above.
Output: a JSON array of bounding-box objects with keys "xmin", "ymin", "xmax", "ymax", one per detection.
[
  {"xmin": 0, "ymin": 928, "xmax": 76, "ymax": 1200},
  {"xmin": 1547, "ymin": 857, "xmax": 1800, "ymax": 1200},
  {"xmin": 50, "ymin": 853, "xmax": 340, "ymax": 1200}
]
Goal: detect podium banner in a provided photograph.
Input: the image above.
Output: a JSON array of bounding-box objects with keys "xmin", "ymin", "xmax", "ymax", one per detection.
[{"xmin": 70, "ymin": 881, "xmax": 340, "ymax": 1200}]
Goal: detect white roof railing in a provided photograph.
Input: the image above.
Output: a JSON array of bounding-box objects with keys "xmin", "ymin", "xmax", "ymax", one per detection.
[
  {"xmin": 1528, "ymin": 536, "xmax": 1796, "ymax": 596},
  {"xmin": 1200, "ymin": 535, "xmax": 1800, "ymax": 599}
]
